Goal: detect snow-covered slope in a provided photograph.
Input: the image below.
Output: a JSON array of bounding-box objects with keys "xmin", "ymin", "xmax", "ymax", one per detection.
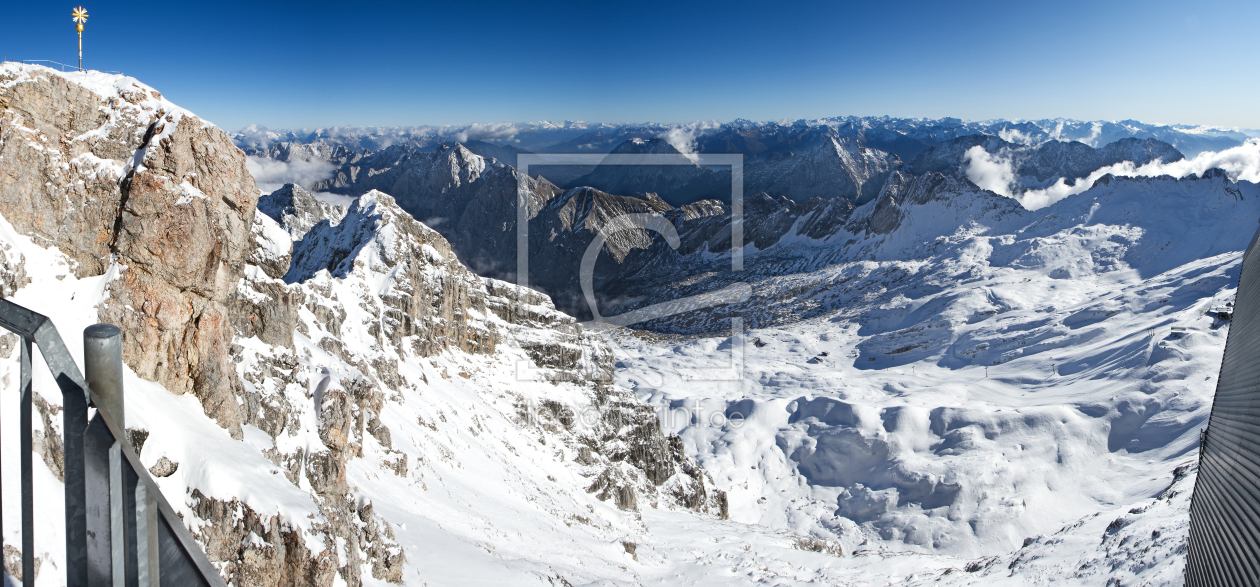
[{"xmin": 593, "ymin": 170, "xmax": 1257, "ymax": 585}]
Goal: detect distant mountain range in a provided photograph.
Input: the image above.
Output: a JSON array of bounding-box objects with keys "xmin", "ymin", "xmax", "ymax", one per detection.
[
  {"xmin": 234, "ymin": 116, "xmax": 1256, "ymax": 162},
  {"xmin": 230, "ymin": 116, "xmax": 1260, "ymax": 320}
]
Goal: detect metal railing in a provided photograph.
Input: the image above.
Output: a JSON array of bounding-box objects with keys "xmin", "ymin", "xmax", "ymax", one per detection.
[
  {"xmin": 17, "ymin": 60, "xmax": 124, "ymax": 75},
  {"xmin": 18, "ymin": 60, "xmax": 78, "ymax": 72},
  {"xmin": 0, "ymin": 298, "xmax": 224, "ymax": 586}
]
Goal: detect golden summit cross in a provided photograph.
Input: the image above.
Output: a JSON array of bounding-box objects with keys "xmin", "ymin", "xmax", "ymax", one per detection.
[{"xmin": 72, "ymin": 6, "xmax": 88, "ymax": 71}]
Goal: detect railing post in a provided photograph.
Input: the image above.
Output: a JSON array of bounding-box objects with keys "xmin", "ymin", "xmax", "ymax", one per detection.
[
  {"xmin": 19, "ymin": 338, "xmax": 33, "ymax": 586},
  {"xmin": 0, "ymin": 302, "xmax": 226, "ymax": 587},
  {"xmin": 84, "ymin": 325, "xmax": 124, "ymax": 428},
  {"xmin": 62, "ymin": 356, "xmax": 89, "ymax": 585},
  {"xmin": 83, "ymin": 324, "xmax": 125, "ymax": 586}
]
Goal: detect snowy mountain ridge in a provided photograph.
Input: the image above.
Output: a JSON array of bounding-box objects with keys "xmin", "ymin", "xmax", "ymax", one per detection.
[{"xmin": 234, "ymin": 116, "xmax": 1256, "ymax": 163}]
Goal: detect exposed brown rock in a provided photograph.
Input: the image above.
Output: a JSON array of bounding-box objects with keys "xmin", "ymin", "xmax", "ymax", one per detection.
[
  {"xmin": 2, "ymin": 65, "xmax": 260, "ymax": 437},
  {"xmin": 189, "ymin": 489, "xmax": 338, "ymax": 587}
]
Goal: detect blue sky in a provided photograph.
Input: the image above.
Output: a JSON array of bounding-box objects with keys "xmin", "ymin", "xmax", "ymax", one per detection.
[{"xmin": 5, "ymin": 0, "xmax": 1258, "ymax": 132}]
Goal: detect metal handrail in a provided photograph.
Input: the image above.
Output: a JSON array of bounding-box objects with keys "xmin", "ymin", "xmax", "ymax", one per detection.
[
  {"xmin": 17, "ymin": 60, "xmax": 124, "ymax": 75},
  {"xmin": 18, "ymin": 60, "xmax": 78, "ymax": 72},
  {"xmin": 0, "ymin": 298, "xmax": 225, "ymax": 586}
]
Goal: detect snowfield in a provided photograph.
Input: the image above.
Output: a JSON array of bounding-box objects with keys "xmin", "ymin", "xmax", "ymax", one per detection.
[{"xmin": 602, "ymin": 171, "xmax": 1259, "ymax": 585}]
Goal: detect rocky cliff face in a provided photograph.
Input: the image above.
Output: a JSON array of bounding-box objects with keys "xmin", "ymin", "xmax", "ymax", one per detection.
[
  {"xmin": 740, "ymin": 135, "xmax": 902, "ymax": 205},
  {"xmin": 568, "ymin": 137, "xmax": 711, "ymax": 205},
  {"xmin": 314, "ymin": 142, "xmax": 563, "ymax": 276},
  {"xmin": 1, "ymin": 63, "xmax": 259, "ymax": 436},
  {"xmin": 306, "ymin": 139, "xmax": 872, "ymax": 317},
  {"xmin": 0, "ymin": 63, "xmax": 726, "ymax": 586}
]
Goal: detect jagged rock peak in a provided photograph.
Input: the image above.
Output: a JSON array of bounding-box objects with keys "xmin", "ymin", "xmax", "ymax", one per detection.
[
  {"xmin": 847, "ymin": 171, "xmax": 1027, "ymax": 238},
  {"xmin": 258, "ymin": 183, "xmax": 346, "ymax": 240}
]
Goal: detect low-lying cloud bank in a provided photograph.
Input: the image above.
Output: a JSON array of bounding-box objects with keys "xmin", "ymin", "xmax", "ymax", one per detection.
[
  {"xmin": 965, "ymin": 139, "xmax": 1260, "ymax": 210},
  {"xmin": 246, "ymin": 156, "xmax": 336, "ymax": 193},
  {"xmin": 244, "ymin": 156, "xmax": 355, "ymax": 207}
]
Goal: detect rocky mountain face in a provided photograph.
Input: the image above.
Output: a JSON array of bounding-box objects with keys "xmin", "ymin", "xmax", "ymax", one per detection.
[
  {"xmin": 305, "ymin": 142, "xmax": 719, "ymax": 315},
  {"xmin": 242, "ymin": 138, "xmax": 366, "ymax": 167},
  {"xmin": 557, "ymin": 133, "xmax": 902, "ymax": 206},
  {"xmin": 314, "ymin": 142, "xmax": 563, "ymax": 275},
  {"xmin": 568, "ymin": 137, "xmax": 711, "ymax": 205},
  {"xmin": 243, "ymin": 137, "xmax": 526, "ymax": 173},
  {"xmin": 1096, "ymin": 136, "xmax": 1185, "ymax": 167},
  {"xmin": 0, "ymin": 63, "xmax": 725, "ymax": 586},
  {"xmin": 304, "ymin": 139, "xmax": 856, "ymax": 317},
  {"xmin": 737, "ymin": 135, "xmax": 901, "ymax": 205},
  {"xmin": 1, "ymin": 62, "xmax": 260, "ymax": 436},
  {"xmin": 256, "ymin": 183, "xmax": 345, "ymax": 240},
  {"xmin": 458, "ymin": 139, "xmax": 527, "ymax": 168},
  {"xmin": 304, "ymin": 133, "xmax": 904, "ymax": 317}
]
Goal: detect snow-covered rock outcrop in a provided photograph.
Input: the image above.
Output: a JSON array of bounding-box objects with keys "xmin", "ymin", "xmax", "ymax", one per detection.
[
  {"xmin": 0, "ymin": 63, "xmax": 726, "ymax": 586},
  {"xmin": 1, "ymin": 61, "xmax": 260, "ymax": 437},
  {"xmin": 257, "ymin": 183, "xmax": 347, "ymax": 241}
]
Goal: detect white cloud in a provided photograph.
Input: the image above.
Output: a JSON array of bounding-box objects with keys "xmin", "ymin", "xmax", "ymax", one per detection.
[
  {"xmin": 233, "ymin": 124, "xmax": 277, "ymax": 151},
  {"xmin": 454, "ymin": 122, "xmax": 527, "ymax": 143},
  {"xmin": 310, "ymin": 191, "xmax": 357, "ymax": 209},
  {"xmin": 657, "ymin": 121, "xmax": 722, "ymax": 164},
  {"xmin": 998, "ymin": 128, "xmax": 1036, "ymax": 146},
  {"xmin": 963, "ymin": 139, "xmax": 1260, "ymax": 211},
  {"xmin": 246, "ymin": 156, "xmax": 336, "ymax": 194},
  {"xmin": 660, "ymin": 126, "xmax": 700, "ymax": 163},
  {"xmin": 1017, "ymin": 138, "xmax": 1260, "ymax": 210},
  {"xmin": 963, "ymin": 146, "xmax": 1016, "ymax": 197}
]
